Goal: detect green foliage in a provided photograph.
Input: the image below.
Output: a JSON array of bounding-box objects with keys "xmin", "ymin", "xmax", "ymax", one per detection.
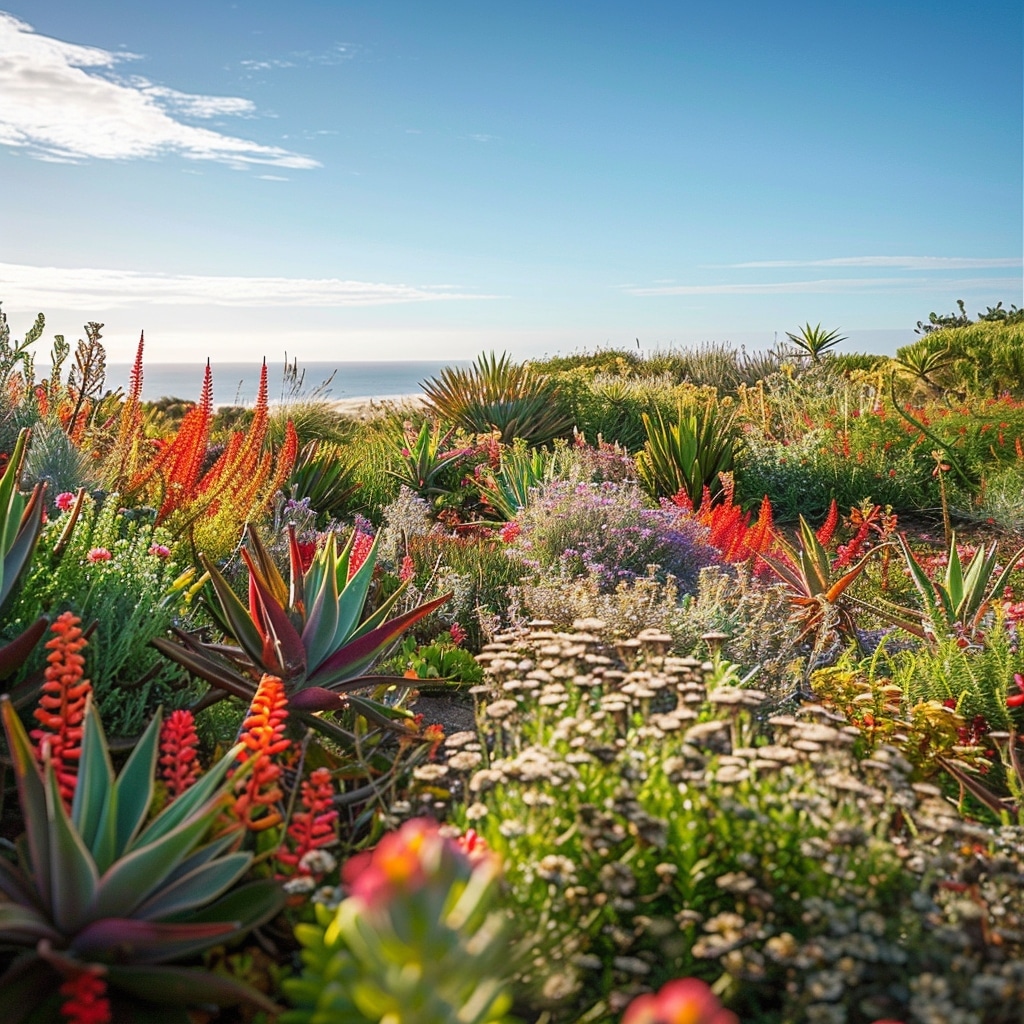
[
  {"xmin": 636, "ymin": 400, "xmax": 737, "ymax": 504},
  {"xmin": 285, "ymin": 439, "xmax": 362, "ymax": 525},
  {"xmin": 282, "ymin": 819, "xmax": 512, "ymax": 1024},
  {"xmin": 6, "ymin": 495, "xmax": 190, "ymax": 736},
  {"xmin": 399, "ymin": 635, "xmax": 484, "ymax": 685},
  {"xmin": 478, "ymin": 441, "xmax": 554, "ymax": 520},
  {"xmin": 440, "ymin": 623, "xmax": 1024, "ymax": 1023},
  {"xmin": 902, "ymin": 320, "xmax": 1024, "ymax": 398},
  {"xmin": 0, "ymin": 697, "xmax": 285, "ymax": 1020},
  {"xmin": 893, "ymin": 531, "xmax": 1024, "ymax": 644},
  {"xmin": 20, "ymin": 421, "xmax": 102, "ymax": 503},
  {"xmin": 387, "ymin": 419, "xmax": 472, "ymax": 504},
  {"xmin": 422, "ymin": 352, "xmax": 574, "ymax": 446}
]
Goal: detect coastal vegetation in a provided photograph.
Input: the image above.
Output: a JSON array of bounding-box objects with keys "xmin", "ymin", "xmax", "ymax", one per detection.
[{"xmin": 1, "ymin": 299, "xmax": 1024, "ymax": 1022}]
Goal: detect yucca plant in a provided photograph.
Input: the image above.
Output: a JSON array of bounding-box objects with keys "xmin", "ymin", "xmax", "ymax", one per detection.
[
  {"xmin": 894, "ymin": 531, "xmax": 1024, "ymax": 645},
  {"xmin": 785, "ymin": 323, "xmax": 846, "ymax": 363},
  {"xmin": 154, "ymin": 525, "xmax": 450, "ymax": 743},
  {"xmin": 635, "ymin": 400, "xmax": 736, "ymax": 505},
  {"xmin": 421, "ymin": 352, "xmax": 573, "ymax": 446},
  {"xmin": 0, "ymin": 696, "xmax": 284, "ymax": 1021}
]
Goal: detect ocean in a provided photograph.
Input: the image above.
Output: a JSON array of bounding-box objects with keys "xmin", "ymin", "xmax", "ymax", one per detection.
[{"xmin": 91, "ymin": 360, "xmax": 467, "ymax": 405}]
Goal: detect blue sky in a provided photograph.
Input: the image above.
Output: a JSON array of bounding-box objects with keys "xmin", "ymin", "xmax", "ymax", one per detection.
[{"xmin": 0, "ymin": 1, "xmax": 1021, "ymax": 363}]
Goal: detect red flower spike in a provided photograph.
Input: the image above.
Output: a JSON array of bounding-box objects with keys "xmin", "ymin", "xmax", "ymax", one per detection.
[
  {"xmin": 228, "ymin": 674, "xmax": 290, "ymax": 832},
  {"xmin": 60, "ymin": 970, "xmax": 112, "ymax": 1024},
  {"xmin": 816, "ymin": 499, "xmax": 839, "ymax": 547},
  {"xmin": 276, "ymin": 766, "xmax": 339, "ymax": 877},
  {"xmin": 347, "ymin": 530, "xmax": 375, "ymax": 582},
  {"xmin": 30, "ymin": 612, "xmax": 91, "ymax": 811},
  {"xmin": 159, "ymin": 709, "xmax": 201, "ymax": 799}
]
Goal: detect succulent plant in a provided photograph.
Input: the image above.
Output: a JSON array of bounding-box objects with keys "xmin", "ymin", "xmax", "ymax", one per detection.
[
  {"xmin": 282, "ymin": 818, "xmax": 512, "ymax": 1024},
  {"xmin": 0, "ymin": 696, "xmax": 285, "ymax": 1021},
  {"xmin": 154, "ymin": 524, "xmax": 450, "ymax": 742}
]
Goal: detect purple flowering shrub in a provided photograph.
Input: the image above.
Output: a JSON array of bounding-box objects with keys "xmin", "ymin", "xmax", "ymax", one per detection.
[{"xmin": 511, "ymin": 479, "xmax": 719, "ymax": 593}]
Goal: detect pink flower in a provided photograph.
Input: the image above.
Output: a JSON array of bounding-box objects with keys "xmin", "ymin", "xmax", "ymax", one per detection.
[
  {"xmin": 499, "ymin": 521, "xmax": 521, "ymax": 543},
  {"xmin": 1008, "ymin": 673, "xmax": 1024, "ymax": 709},
  {"xmin": 347, "ymin": 529, "xmax": 375, "ymax": 582},
  {"xmin": 622, "ymin": 979, "xmax": 737, "ymax": 1024},
  {"xmin": 148, "ymin": 543, "xmax": 172, "ymax": 558},
  {"xmin": 449, "ymin": 621, "xmax": 467, "ymax": 646},
  {"xmin": 55, "ymin": 491, "xmax": 76, "ymax": 512},
  {"xmin": 86, "ymin": 547, "xmax": 111, "ymax": 563},
  {"xmin": 399, "ymin": 554, "xmax": 416, "ymax": 583}
]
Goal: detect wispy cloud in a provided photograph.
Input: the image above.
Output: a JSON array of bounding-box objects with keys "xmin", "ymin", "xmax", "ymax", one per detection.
[
  {"xmin": 725, "ymin": 256, "xmax": 1022, "ymax": 270},
  {"xmin": 627, "ymin": 277, "xmax": 1016, "ymax": 297},
  {"xmin": 0, "ymin": 12, "xmax": 318, "ymax": 168},
  {"xmin": 0, "ymin": 262, "xmax": 494, "ymax": 309}
]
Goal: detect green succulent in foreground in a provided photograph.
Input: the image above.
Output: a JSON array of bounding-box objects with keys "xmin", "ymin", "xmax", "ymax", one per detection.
[{"xmin": 0, "ymin": 697, "xmax": 285, "ymax": 1023}]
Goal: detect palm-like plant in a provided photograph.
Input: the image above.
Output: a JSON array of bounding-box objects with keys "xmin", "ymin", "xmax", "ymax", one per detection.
[
  {"xmin": 421, "ymin": 352, "xmax": 573, "ymax": 446},
  {"xmin": 785, "ymin": 323, "xmax": 846, "ymax": 363},
  {"xmin": 635, "ymin": 401, "xmax": 736, "ymax": 505},
  {"xmin": 0, "ymin": 697, "xmax": 284, "ymax": 1021},
  {"xmin": 154, "ymin": 525, "xmax": 450, "ymax": 743},
  {"xmin": 285, "ymin": 439, "xmax": 362, "ymax": 524}
]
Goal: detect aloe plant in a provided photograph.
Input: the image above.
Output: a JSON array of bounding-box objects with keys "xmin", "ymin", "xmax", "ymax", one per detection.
[
  {"xmin": 785, "ymin": 322, "xmax": 846, "ymax": 363},
  {"xmin": 636, "ymin": 401, "xmax": 736, "ymax": 506},
  {"xmin": 0, "ymin": 697, "xmax": 284, "ymax": 1021},
  {"xmin": 760, "ymin": 515, "xmax": 877, "ymax": 650},
  {"xmin": 154, "ymin": 525, "xmax": 450, "ymax": 742}
]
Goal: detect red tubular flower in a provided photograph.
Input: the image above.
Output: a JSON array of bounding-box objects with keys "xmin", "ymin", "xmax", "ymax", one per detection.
[
  {"xmin": 276, "ymin": 766, "xmax": 339, "ymax": 876},
  {"xmin": 31, "ymin": 612, "xmax": 91, "ymax": 811},
  {"xmin": 59, "ymin": 970, "xmax": 111, "ymax": 1024},
  {"xmin": 159, "ymin": 709, "xmax": 201, "ymax": 799},
  {"xmin": 229, "ymin": 674, "xmax": 290, "ymax": 832},
  {"xmin": 347, "ymin": 529, "xmax": 375, "ymax": 581},
  {"xmin": 621, "ymin": 978, "xmax": 738, "ymax": 1024}
]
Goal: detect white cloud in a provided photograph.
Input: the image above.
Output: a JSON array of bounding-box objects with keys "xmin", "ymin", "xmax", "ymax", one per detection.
[
  {"xmin": 0, "ymin": 12, "xmax": 318, "ymax": 168},
  {"xmin": 0, "ymin": 262, "xmax": 494, "ymax": 309},
  {"xmin": 627, "ymin": 277, "xmax": 1017, "ymax": 297},
  {"xmin": 726, "ymin": 256, "xmax": 1022, "ymax": 270}
]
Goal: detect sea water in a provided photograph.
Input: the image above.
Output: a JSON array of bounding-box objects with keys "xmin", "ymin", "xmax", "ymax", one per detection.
[{"xmin": 92, "ymin": 360, "xmax": 466, "ymax": 404}]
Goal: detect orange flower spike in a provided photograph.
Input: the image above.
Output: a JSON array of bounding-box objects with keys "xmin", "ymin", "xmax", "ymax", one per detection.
[
  {"xmin": 159, "ymin": 709, "xmax": 201, "ymax": 799},
  {"xmin": 30, "ymin": 612, "xmax": 92, "ymax": 811},
  {"xmin": 230, "ymin": 674, "xmax": 290, "ymax": 832}
]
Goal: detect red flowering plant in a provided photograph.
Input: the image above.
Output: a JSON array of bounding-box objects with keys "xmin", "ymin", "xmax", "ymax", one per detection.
[
  {"xmin": 154, "ymin": 523, "xmax": 451, "ymax": 746},
  {"xmin": 281, "ymin": 818, "xmax": 512, "ymax": 1024},
  {"xmin": 621, "ymin": 978, "xmax": 738, "ymax": 1024},
  {"xmin": 0, "ymin": 666, "xmax": 284, "ymax": 1019}
]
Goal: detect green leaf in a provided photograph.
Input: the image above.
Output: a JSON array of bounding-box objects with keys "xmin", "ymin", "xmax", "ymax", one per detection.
[
  {"xmin": 70, "ymin": 916, "xmax": 237, "ymax": 963},
  {"xmin": 133, "ymin": 852, "xmax": 252, "ymax": 920},
  {"xmin": 71, "ymin": 700, "xmax": 115, "ymax": 867},
  {"xmin": 0, "ymin": 698, "xmax": 52, "ymax": 916},
  {"xmin": 0, "ymin": 902, "xmax": 61, "ymax": 945},
  {"xmin": 201, "ymin": 556, "xmax": 265, "ymax": 664},
  {"xmin": 89, "ymin": 813, "xmax": 212, "ymax": 921},
  {"xmin": 175, "ymin": 877, "xmax": 285, "ymax": 935},
  {"xmin": 113, "ymin": 708, "xmax": 161, "ymax": 852},
  {"xmin": 131, "ymin": 742, "xmax": 240, "ymax": 849},
  {"xmin": 105, "ymin": 963, "xmax": 281, "ymax": 1013},
  {"xmin": 44, "ymin": 755, "xmax": 99, "ymax": 934}
]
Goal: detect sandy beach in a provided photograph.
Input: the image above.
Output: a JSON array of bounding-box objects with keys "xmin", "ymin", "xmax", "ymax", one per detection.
[{"xmin": 329, "ymin": 393, "xmax": 429, "ymax": 419}]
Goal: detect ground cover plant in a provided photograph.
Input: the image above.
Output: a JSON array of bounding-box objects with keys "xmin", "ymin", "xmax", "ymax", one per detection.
[{"xmin": 1, "ymin": 304, "xmax": 1024, "ymax": 1022}]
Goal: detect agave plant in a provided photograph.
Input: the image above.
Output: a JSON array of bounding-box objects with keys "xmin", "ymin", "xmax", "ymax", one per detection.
[
  {"xmin": 894, "ymin": 531, "xmax": 1024, "ymax": 645},
  {"xmin": 478, "ymin": 442, "xmax": 552, "ymax": 521},
  {"xmin": 635, "ymin": 401, "xmax": 736, "ymax": 506},
  {"xmin": 154, "ymin": 525, "xmax": 450, "ymax": 742},
  {"xmin": 387, "ymin": 419, "xmax": 471, "ymax": 502},
  {"xmin": 0, "ymin": 697, "xmax": 284, "ymax": 1021},
  {"xmin": 285, "ymin": 439, "xmax": 362, "ymax": 524},
  {"xmin": 421, "ymin": 352, "xmax": 573, "ymax": 447}
]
